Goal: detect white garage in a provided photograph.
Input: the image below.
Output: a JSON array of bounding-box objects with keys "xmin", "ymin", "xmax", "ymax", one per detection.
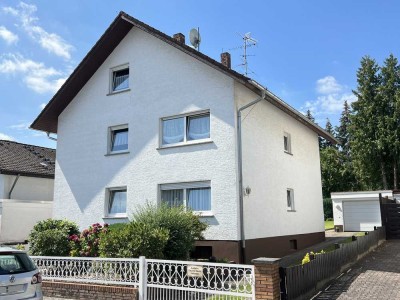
[{"xmin": 331, "ymin": 191, "xmax": 391, "ymax": 232}]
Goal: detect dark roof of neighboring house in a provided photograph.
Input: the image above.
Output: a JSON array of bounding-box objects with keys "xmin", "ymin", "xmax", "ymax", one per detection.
[
  {"xmin": 30, "ymin": 11, "xmax": 336, "ymax": 144},
  {"xmin": 0, "ymin": 140, "xmax": 56, "ymax": 179}
]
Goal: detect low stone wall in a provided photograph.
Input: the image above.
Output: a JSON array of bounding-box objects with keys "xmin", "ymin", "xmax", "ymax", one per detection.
[{"xmin": 42, "ymin": 281, "xmax": 138, "ymax": 300}]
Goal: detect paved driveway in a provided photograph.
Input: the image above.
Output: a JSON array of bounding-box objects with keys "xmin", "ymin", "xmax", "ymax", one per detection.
[{"xmin": 314, "ymin": 240, "xmax": 400, "ymax": 299}]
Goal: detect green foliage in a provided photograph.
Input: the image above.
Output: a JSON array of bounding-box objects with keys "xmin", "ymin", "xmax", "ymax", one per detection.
[
  {"xmin": 133, "ymin": 203, "xmax": 208, "ymax": 260},
  {"xmin": 29, "ymin": 219, "xmax": 79, "ymax": 256},
  {"xmin": 99, "ymin": 221, "xmax": 169, "ymax": 258},
  {"xmin": 323, "ymin": 198, "xmax": 333, "ymax": 220},
  {"xmin": 301, "ymin": 250, "xmax": 325, "ymax": 265},
  {"xmin": 69, "ymin": 223, "xmax": 108, "ymax": 257}
]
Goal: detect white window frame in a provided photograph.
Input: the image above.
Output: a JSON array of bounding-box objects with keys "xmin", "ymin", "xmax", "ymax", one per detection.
[
  {"xmin": 159, "ymin": 110, "xmax": 211, "ymax": 148},
  {"xmin": 287, "ymin": 188, "xmax": 295, "ymax": 211},
  {"xmin": 109, "ymin": 63, "xmax": 130, "ymax": 94},
  {"xmin": 107, "ymin": 124, "xmax": 129, "ymax": 155},
  {"xmin": 284, "ymin": 132, "xmax": 292, "ymax": 154},
  {"xmin": 159, "ymin": 181, "xmax": 213, "ymax": 216},
  {"xmin": 105, "ymin": 186, "xmax": 127, "ymax": 218}
]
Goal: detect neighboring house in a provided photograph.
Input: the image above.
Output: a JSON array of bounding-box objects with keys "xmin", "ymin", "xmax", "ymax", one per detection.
[
  {"xmin": 0, "ymin": 140, "xmax": 55, "ymax": 243},
  {"xmin": 331, "ymin": 191, "xmax": 390, "ymax": 232},
  {"xmin": 31, "ymin": 12, "xmax": 335, "ymax": 263}
]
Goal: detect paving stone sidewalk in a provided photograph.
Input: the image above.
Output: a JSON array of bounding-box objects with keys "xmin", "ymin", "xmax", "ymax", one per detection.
[{"xmin": 314, "ymin": 240, "xmax": 400, "ymax": 300}]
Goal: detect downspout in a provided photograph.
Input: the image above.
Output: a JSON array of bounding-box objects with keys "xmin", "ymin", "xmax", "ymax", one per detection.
[
  {"xmin": 237, "ymin": 89, "xmax": 266, "ymax": 263},
  {"xmin": 46, "ymin": 132, "xmax": 57, "ymax": 141},
  {"xmin": 8, "ymin": 174, "xmax": 20, "ymax": 199}
]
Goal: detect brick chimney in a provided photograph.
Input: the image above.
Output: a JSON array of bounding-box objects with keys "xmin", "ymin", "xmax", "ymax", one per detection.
[
  {"xmin": 173, "ymin": 33, "xmax": 185, "ymax": 44},
  {"xmin": 221, "ymin": 52, "xmax": 231, "ymax": 69}
]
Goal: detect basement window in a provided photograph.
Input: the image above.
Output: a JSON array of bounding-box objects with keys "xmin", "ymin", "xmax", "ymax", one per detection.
[{"xmin": 289, "ymin": 239, "xmax": 298, "ymax": 250}]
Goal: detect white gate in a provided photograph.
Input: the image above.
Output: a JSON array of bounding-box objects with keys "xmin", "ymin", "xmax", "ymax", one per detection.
[{"xmin": 31, "ymin": 256, "xmax": 255, "ymax": 300}]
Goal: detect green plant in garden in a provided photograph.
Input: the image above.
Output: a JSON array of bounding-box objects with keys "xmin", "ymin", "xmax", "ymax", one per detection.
[
  {"xmin": 69, "ymin": 223, "xmax": 108, "ymax": 257},
  {"xmin": 133, "ymin": 203, "xmax": 208, "ymax": 260},
  {"xmin": 99, "ymin": 221, "xmax": 169, "ymax": 258},
  {"xmin": 301, "ymin": 250, "xmax": 325, "ymax": 265},
  {"xmin": 29, "ymin": 219, "xmax": 79, "ymax": 256}
]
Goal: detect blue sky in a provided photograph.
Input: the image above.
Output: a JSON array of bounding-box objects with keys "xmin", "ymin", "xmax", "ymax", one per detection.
[{"xmin": 0, "ymin": 1, "xmax": 399, "ymax": 148}]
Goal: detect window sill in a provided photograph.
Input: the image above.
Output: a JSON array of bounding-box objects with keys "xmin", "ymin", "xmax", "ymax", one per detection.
[
  {"xmin": 193, "ymin": 211, "xmax": 214, "ymax": 217},
  {"xmin": 105, "ymin": 151, "xmax": 130, "ymax": 156},
  {"xmin": 107, "ymin": 88, "xmax": 131, "ymax": 96},
  {"xmin": 157, "ymin": 139, "xmax": 213, "ymax": 150},
  {"xmin": 103, "ymin": 215, "xmax": 128, "ymax": 219},
  {"xmin": 284, "ymin": 151, "xmax": 293, "ymax": 156},
  {"xmin": 287, "ymin": 210, "xmax": 296, "ymax": 212}
]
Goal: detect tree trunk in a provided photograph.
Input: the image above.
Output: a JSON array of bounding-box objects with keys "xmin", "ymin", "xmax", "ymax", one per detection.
[
  {"xmin": 381, "ymin": 158, "xmax": 388, "ymax": 190},
  {"xmin": 394, "ymin": 158, "xmax": 398, "ymax": 190}
]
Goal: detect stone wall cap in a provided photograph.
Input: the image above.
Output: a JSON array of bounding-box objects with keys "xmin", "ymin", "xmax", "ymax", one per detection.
[{"xmin": 252, "ymin": 257, "xmax": 281, "ymax": 264}]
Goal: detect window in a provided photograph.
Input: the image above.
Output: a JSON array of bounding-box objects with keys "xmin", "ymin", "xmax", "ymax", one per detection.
[
  {"xmin": 106, "ymin": 188, "xmax": 127, "ymax": 217},
  {"xmin": 160, "ymin": 182, "xmax": 211, "ymax": 213},
  {"xmin": 289, "ymin": 239, "xmax": 298, "ymax": 250},
  {"xmin": 287, "ymin": 188, "xmax": 295, "ymax": 211},
  {"xmin": 161, "ymin": 112, "xmax": 210, "ymax": 146},
  {"xmin": 108, "ymin": 125, "xmax": 128, "ymax": 154},
  {"xmin": 110, "ymin": 65, "xmax": 129, "ymax": 93},
  {"xmin": 284, "ymin": 132, "xmax": 291, "ymax": 154}
]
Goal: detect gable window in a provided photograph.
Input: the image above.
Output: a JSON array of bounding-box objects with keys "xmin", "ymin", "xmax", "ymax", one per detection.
[
  {"xmin": 287, "ymin": 188, "xmax": 295, "ymax": 211},
  {"xmin": 284, "ymin": 132, "xmax": 291, "ymax": 154},
  {"xmin": 161, "ymin": 111, "xmax": 210, "ymax": 146},
  {"xmin": 106, "ymin": 187, "xmax": 127, "ymax": 217},
  {"xmin": 110, "ymin": 64, "xmax": 129, "ymax": 93},
  {"xmin": 108, "ymin": 125, "xmax": 129, "ymax": 154},
  {"xmin": 160, "ymin": 182, "xmax": 211, "ymax": 214}
]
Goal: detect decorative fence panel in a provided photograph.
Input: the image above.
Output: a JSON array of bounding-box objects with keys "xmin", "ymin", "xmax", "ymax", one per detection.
[
  {"xmin": 31, "ymin": 256, "xmax": 255, "ymax": 300},
  {"xmin": 280, "ymin": 227, "xmax": 386, "ymax": 300}
]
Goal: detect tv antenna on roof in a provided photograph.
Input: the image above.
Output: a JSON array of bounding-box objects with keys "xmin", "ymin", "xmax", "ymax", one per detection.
[
  {"xmin": 189, "ymin": 28, "xmax": 201, "ymax": 51},
  {"xmin": 229, "ymin": 32, "xmax": 258, "ymax": 76}
]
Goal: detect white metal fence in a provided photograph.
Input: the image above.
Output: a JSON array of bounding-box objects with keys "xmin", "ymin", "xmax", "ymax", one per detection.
[{"xmin": 31, "ymin": 256, "xmax": 255, "ymax": 300}]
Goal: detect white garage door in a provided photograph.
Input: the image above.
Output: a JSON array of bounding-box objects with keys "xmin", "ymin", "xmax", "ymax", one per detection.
[{"xmin": 343, "ymin": 201, "xmax": 382, "ymax": 231}]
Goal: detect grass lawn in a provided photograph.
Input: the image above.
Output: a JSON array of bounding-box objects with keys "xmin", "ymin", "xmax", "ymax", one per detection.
[{"xmin": 324, "ymin": 220, "xmax": 334, "ymax": 230}]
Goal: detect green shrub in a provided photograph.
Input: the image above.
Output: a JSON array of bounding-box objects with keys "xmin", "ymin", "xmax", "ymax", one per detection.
[
  {"xmin": 29, "ymin": 219, "xmax": 79, "ymax": 256},
  {"xmin": 69, "ymin": 223, "xmax": 108, "ymax": 257},
  {"xmin": 326, "ymin": 217, "xmax": 333, "ymax": 221},
  {"xmin": 133, "ymin": 203, "xmax": 208, "ymax": 260},
  {"xmin": 323, "ymin": 198, "xmax": 333, "ymax": 220},
  {"xmin": 99, "ymin": 221, "xmax": 169, "ymax": 258}
]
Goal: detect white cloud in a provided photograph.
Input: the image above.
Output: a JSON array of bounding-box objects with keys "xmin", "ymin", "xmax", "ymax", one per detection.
[
  {"xmin": 316, "ymin": 76, "xmax": 343, "ymax": 94},
  {"xmin": 0, "ymin": 53, "xmax": 66, "ymax": 94},
  {"xmin": 0, "ymin": 133, "xmax": 15, "ymax": 141},
  {"xmin": 3, "ymin": 2, "xmax": 73, "ymax": 59},
  {"xmin": 39, "ymin": 103, "xmax": 47, "ymax": 110},
  {"xmin": 0, "ymin": 26, "xmax": 18, "ymax": 44},
  {"xmin": 302, "ymin": 76, "xmax": 356, "ymax": 125},
  {"xmin": 9, "ymin": 122, "xmax": 30, "ymax": 130}
]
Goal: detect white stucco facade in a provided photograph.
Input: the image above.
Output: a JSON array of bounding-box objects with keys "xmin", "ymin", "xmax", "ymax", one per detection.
[
  {"xmin": 235, "ymin": 84, "xmax": 325, "ymax": 240},
  {"xmin": 0, "ymin": 174, "xmax": 54, "ymax": 201},
  {"xmin": 0, "ymin": 174, "xmax": 54, "ymax": 242},
  {"xmin": 54, "ymin": 27, "xmax": 239, "ymax": 240},
  {"xmin": 53, "ymin": 24, "xmax": 326, "ymax": 247}
]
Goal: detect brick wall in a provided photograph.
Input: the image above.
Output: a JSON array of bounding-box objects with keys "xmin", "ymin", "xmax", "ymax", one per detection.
[
  {"xmin": 42, "ymin": 281, "xmax": 138, "ymax": 300},
  {"xmin": 252, "ymin": 258, "xmax": 281, "ymax": 300}
]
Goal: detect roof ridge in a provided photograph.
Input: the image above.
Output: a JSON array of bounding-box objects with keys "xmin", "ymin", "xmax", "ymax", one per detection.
[{"xmin": 0, "ymin": 140, "xmax": 55, "ymax": 151}]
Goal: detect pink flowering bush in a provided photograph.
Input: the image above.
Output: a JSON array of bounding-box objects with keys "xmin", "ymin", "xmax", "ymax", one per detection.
[{"xmin": 69, "ymin": 223, "xmax": 109, "ymax": 257}]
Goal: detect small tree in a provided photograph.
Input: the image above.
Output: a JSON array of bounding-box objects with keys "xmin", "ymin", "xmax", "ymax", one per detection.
[
  {"xmin": 29, "ymin": 219, "xmax": 79, "ymax": 256},
  {"xmin": 133, "ymin": 203, "xmax": 208, "ymax": 260}
]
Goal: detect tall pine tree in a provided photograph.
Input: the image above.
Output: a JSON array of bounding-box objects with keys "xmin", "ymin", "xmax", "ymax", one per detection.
[{"xmin": 336, "ymin": 101, "xmax": 351, "ymax": 158}]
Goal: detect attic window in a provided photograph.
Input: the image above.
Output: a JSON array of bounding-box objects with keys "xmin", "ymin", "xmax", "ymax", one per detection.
[{"xmin": 110, "ymin": 64, "xmax": 129, "ymax": 93}]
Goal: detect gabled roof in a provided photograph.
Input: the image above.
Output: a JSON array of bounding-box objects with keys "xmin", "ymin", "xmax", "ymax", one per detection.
[
  {"xmin": 30, "ymin": 11, "xmax": 336, "ymax": 144},
  {"xmin": 0, "ymin": 140, "xmax": 55, "ymax": 179}
]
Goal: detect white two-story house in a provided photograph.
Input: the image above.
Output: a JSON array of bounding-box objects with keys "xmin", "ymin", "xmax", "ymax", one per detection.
[{"xmin": 31, "ymin": 12, "xmax": 335, "ymax": 263}]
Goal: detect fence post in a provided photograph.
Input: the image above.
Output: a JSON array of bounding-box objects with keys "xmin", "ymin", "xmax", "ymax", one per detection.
[
  {"xmin": 252, "ymin": 257, "xmax": 281, "ymax": 300},
  {"xmin": 138, "ymin": 256, "xmax": 147, "ymax": 300}
]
